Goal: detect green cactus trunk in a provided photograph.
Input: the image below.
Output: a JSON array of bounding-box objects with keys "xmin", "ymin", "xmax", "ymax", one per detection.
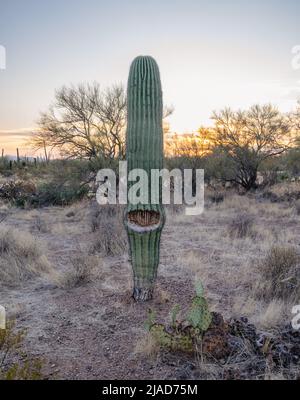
[{"xmin": 124, "ymin": 56, "xmax": 165, "ymax": 301}]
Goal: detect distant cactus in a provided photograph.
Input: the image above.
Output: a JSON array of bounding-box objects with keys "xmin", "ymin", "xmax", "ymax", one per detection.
[{"xmin": 124, "ymin": 56, "xmax": 165, "ymax": 301}]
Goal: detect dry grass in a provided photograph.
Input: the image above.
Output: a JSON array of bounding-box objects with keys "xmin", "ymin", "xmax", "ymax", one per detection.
[
  {"xmin": 227, "ymin": 213, "xmax": 255, "ymax": 239},
  {"xmin": 1, "ymin": 179, "xmax": 300, "ymax": 379},
  {"xmin": 91, "ymin": 223, "xmax": 127, "ymax": 256},
  {"xmin": 268, "ymin": 181, "xmax": 300, "ymax": 197},
  {"xmin": 259, "ymin": 203, "xmax": 295, "ymax": 219},
  {"xmin": 218, "ymin": 193, "xmax": 256, "ymax": 213},
  {"xmin": 90, "ymin": 204, "xmax": 122, "ymax": 232},
  {"xmin": 32, "ymin": 216, "xmax": 50, "ymax": 233},
  {"xmin": 90, "ymin": 205, "xmax": 127, "ymax": 257},
  {"xmin": 0, "ymin": 227, "xmax": 53, "ymax": 285},
  {"xmin": 255, "ymin": 246, "xmax": 300, "ymax": 302},
  {"xmin": 170, "ymin": 189, "xmax": 300, "ymax": 331},
  {"xmin": 294, "ymin": 200, "xmax": 300, "ymax": 215},
  {"xmin": 58, "ymin": 254, "xmax": 103, "ymax": 289},
  {"xmin": 253, "ymin": 300, "xmax": 287, "ymax": 329},
  {"xmin": 134, "ymin": 332, "xmax": 160, "ymax": 357}
]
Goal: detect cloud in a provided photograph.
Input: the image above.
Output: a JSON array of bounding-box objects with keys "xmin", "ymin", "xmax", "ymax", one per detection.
[{"xmin": 0, "ymin": 128, "xmax": 36, "ymax": 137}]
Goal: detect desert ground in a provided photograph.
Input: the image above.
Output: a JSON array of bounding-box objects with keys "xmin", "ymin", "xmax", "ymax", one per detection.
[{"xmin": 1, "ymin": 180, "xmax": 300, "ymax": 380}]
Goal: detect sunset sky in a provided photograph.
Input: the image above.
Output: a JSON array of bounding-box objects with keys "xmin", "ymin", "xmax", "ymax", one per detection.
[{"xmin": 1, "ymin": 0, "xmax": 300, "ymax": 155}]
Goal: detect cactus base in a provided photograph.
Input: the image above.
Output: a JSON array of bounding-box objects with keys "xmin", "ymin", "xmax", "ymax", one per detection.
[{"xmin": 133, "ymin": 286, "xmax": 154, "ymax": 302}]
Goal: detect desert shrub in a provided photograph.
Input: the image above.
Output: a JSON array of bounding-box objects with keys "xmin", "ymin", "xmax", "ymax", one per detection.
[
  {"xmin": 0, "ymin": 227, "xmax": 53, "ymax": 285},
  {"xmin": 256, "ymin": 246, "xmax": 300, "ymax": 301},
  {"xmin": 279, "ymin": 190, "xmax": 300, "ymax": 203},
  {"xmin": 0, "ymin": 157, "xmax": 16, "ymax": 177},
  {"xmin": 228, "ymin": 213, "xmax": 254, "ymax": 238},
  {"xmin": 33, "ymin": 159, "xmax": 92, "ymax": 206},
  {"xmin": 90, "ymin": 205, "xmax": 127, "ymax": 256},
  {"xmin": 59, "ymin": 254, "xmax": 102, "ymax": 289},
  {"xmin": 0, "ymin": 160, "xmax": 92, "ymax": 208},
  {"xmin": 259, "ymin": 183, "xmax": 300, "ymax": 204},
  {"xmin": 0, "ymin": 156, "xmax": 10, "ymax": 170},
  {"xmin": 258, "ymin": 190, "xmax": 279, "ymax": 203},
  {"xmin": 294, "ymin": 200, "xmax": 300, "ymax": 215},
  {"xmin": 90, "ymin": 204, "xmax": 119, "ymax": 232},
  {"xmin": 208, "ymin": 191, "xmax": 224, "ymax": 204},
  {"xmin": 23, "ymin": 159, "xmax": 89, "ymax": 179},
  {"xmin": 91, "ymin": 221, "xmax": 127, "ymax": 257},
  {"xmin": 87, "ymin": 156, "xmax": 119, "ymax": 174},
  {"xmin": 260, "ymin": 171, "xmax": 279, "ymax": 188},
  {"xmin": 258, "ymin": 157, "xmax": 282, "ymax": 188},
  {"xmin": 0, "ymin": 320, "xmax": 43, "ymax": 380},
  {"xmin": 0, "ymin": 210, "xmax": 8, "ymax": 224},
  {"xmin": 34, "ymin": 179, "xmax": 88, "ymax": 207},
  {"xmin": 32, "ymin": 216, "xmax": 49, "ymax": 233},
  {"xmin": 0, "ymin": 180, "xmax": 36, "ymax": 207},
  {"xmin": 282, "ymin": 148, "xmax": 300, "ymax": 177}
]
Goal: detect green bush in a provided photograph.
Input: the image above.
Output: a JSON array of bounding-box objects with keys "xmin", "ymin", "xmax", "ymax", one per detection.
[
  {"xmin": 0, "ymin": 159, "xmax": 92, "ymax": 207},
  {"xmin": 34, "ymin": 180, "xmax": 88, "ymax": 206}
]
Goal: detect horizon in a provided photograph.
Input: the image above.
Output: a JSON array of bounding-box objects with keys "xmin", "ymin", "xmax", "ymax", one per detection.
[{"xmin": 1, "ymin": 0, "xmax": 300, "ymax": 155}]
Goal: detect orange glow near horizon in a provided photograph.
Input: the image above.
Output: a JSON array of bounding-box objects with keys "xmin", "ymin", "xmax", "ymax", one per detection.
[
  {"xmin": 0, "ymin": 129, "xmax": 36, "ymax": 157},
  {"xmin": 0, "ymin": 138, "xmax": 28, "ymax": 157}
]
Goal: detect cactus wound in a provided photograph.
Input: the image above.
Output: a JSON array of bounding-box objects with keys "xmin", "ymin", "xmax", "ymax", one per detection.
[{"xmin": 127, "ymin": 210, "xmax": 161, "ymax": 229}]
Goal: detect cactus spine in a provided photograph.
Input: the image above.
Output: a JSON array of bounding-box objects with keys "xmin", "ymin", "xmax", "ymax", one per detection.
[{"xmin": 124, "ymin": 56, "xmax": 165, "ymax": 301}]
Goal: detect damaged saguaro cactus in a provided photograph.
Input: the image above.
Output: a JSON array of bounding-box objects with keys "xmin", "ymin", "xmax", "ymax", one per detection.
[{"xmin": 124, "ymin": 55, "xmax": 165, "ymax": 301}]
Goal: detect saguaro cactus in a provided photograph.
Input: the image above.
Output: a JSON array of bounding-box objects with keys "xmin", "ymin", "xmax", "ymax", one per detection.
[{"xmin": 124, "ymin": 55, "xmax": 165, "ymax": 301}]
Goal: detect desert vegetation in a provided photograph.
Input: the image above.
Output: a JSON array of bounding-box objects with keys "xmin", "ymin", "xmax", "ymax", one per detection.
[
  {"xmin": 3, "ymin": 0, "xmax": 300, "ymax": 385},
  {"xmin": 0, "ymin": 320, "xmax": 43, "ymax": 380},
  {"xmin": 1, "ymin": 62, "xmax": 300, "ymax": 380},
  {"xmin": 0, "ymin": 227, "xmax": 53, "ymax": 285},
  {"xmin": 0, "ymin": 173, "xmax": 300, "ymax": 379}
]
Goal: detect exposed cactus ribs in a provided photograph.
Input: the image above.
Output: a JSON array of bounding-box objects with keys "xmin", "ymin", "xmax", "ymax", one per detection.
[{"xmin": 127, "ymin": 210, "xmax": 160, "ymax": 227}]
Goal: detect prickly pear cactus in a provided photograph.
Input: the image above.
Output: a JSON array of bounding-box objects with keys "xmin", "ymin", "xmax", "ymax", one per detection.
[
  {"xmin": 187, "ymin": 282, "xmax": 212, "ymax": 331},
  {"xmin": 146, "ymin": 282, "xmax": 212, "ymax": 353},
  {"xmin": 124, "ymin": 56, "xmax": 165, "ymax": 301}
]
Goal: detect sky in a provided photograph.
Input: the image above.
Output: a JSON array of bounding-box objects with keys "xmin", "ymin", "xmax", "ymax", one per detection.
[{"xmin": 1, "ymin": 0, "xmax": 300, "ymax": 155}]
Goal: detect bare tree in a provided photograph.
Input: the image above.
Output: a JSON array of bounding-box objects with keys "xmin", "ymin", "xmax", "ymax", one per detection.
[
  {"xmin": 211, "ymin": 104, "xmax": 292, "ymax": 190},
  {"xmin": 30, "ymin": 83, "xmax": 173, "ymax": 160},
  {"xmin": 28, "ymin": 130, "xmax": 51, "ymax": 162},
  {"xmin": 30, "ymin": 83, "xmax": 126, "ymax": 159}
]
